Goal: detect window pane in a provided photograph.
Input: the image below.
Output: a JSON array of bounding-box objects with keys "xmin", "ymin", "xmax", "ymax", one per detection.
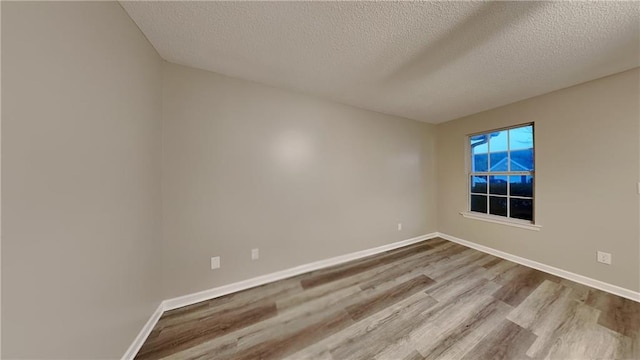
[
  {"xmin": 489, "ymin": 196, "xmax": 507, "ymax": 216},
  {"xmin": 489, "ymin": 130, "xmax": 508, "ymax": 171},
  {"xmin": 510, "ymin": 175, "xmax": 533, "ymax": 197},
  {"xmin": 510, "ymin": 198, "xmax": 533, "ymax": 221},
  {"xmin": 489, "ymin": 175, "xmax": 507, "ymax": 195},
  {"xmin": 471, "ymin": 195, "xmax": 487, "ymax": 213},
  {"xmin": 470, "ymin": 175, "xmax": 487, "ymax": 194},
  {"xmin": 509, "ymin": 125, "xmax": 534, "ymax": 171},
  {"xmin": 470, "ymin": 135, "xmax": 488, "ymax": 172}
]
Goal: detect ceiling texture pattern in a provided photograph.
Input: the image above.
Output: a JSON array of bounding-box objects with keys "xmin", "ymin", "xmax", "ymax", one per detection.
[{"xmin": 121, "ymin": 1, "xmax": 640, "ymax": 123}]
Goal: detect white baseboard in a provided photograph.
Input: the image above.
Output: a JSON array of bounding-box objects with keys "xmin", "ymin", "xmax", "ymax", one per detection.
[
  {"xmin": 122, "ymin": 232, "xmax": 439, "ymax": 359},
  {"xmin": 436, "ymin": 232, "xmax": 640, "ymax": 302},
  {"xmin": 121, "ymin": 302, "xmax": 164, "ymax": 360},
  {"xmin": 163, "ymin": 232, "xmax": 439, "ymax": 311},
  {"xmin": 123, "ymin": 230, "xmax": 639, "ymax": 359}
]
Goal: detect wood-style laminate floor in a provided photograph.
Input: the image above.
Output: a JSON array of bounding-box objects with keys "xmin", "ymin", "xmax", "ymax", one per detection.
[{"xmin": 135, "ymin": 238, "xmax": 640, "ymax": 360}]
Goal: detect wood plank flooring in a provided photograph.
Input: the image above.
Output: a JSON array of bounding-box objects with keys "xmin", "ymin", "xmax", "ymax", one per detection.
[{"xmin": 135, "ymin": 238, "xmax": 640, "ymax": 360}]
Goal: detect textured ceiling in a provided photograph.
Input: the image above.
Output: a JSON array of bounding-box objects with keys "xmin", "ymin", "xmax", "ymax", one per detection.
[{"xmin": 120, "ymin": 1, "xmax": 640, "ymax": 123}]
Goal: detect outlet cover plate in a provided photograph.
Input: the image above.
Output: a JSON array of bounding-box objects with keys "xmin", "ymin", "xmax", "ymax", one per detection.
[
  {"xmin": 597, "ymin": 251, "xmax": 611, "ymax": 265},
  {"xmin": 211, "ymin": 256, "xmax": 220, "ymax": 269}
]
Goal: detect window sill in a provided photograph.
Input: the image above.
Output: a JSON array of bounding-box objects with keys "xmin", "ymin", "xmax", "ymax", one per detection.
[{"xmin": 460, "ymin": 212, "xmax": 541, "ymax": 231}]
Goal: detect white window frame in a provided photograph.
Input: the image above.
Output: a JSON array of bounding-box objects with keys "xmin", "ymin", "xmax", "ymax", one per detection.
[{"xmin": 462, "ymin": 123, "xmax": 539, "ymax": 230}]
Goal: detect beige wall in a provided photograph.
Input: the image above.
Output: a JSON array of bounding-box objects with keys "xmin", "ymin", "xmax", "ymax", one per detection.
[
  {"xmin": 2, "ymin": 2, "xmax": 163, "ymax": 358},
  {"xmin": 2, "ymin": 2, "xmax": 637, "ymax": 357},
  {"xmin": 437, "ymin": 68, "xmax": 640, "ymax": 292},
  {"xmin": 161, "ymin": 63, "xmax": 437, "ymax": 298}
]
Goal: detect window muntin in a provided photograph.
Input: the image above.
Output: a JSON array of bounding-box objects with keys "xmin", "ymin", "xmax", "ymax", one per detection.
[{"xmin": 469, "ymin": 124, "xmax": 534, "ymax": 222}]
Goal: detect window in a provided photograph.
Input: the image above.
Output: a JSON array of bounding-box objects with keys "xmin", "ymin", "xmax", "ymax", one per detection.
[{"xmin": 469, "ymin": 124, "xmax": 534, "ymax": 222}]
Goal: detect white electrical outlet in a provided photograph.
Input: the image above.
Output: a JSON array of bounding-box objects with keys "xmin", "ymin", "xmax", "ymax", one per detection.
[
  {"xmin": 397, "ymin": 223, "xmax": 402, "ymax": 231},
  {"xmin": 251, "ymin": 248, "xmax": 259, "ymax": 260},
  {"xmin": 211, "ymin": 256, "xmax": 220, "ymax": 269},
  {"xmin": 597, "ymin": 251, "xmax": 612, "ymax": 265}
]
